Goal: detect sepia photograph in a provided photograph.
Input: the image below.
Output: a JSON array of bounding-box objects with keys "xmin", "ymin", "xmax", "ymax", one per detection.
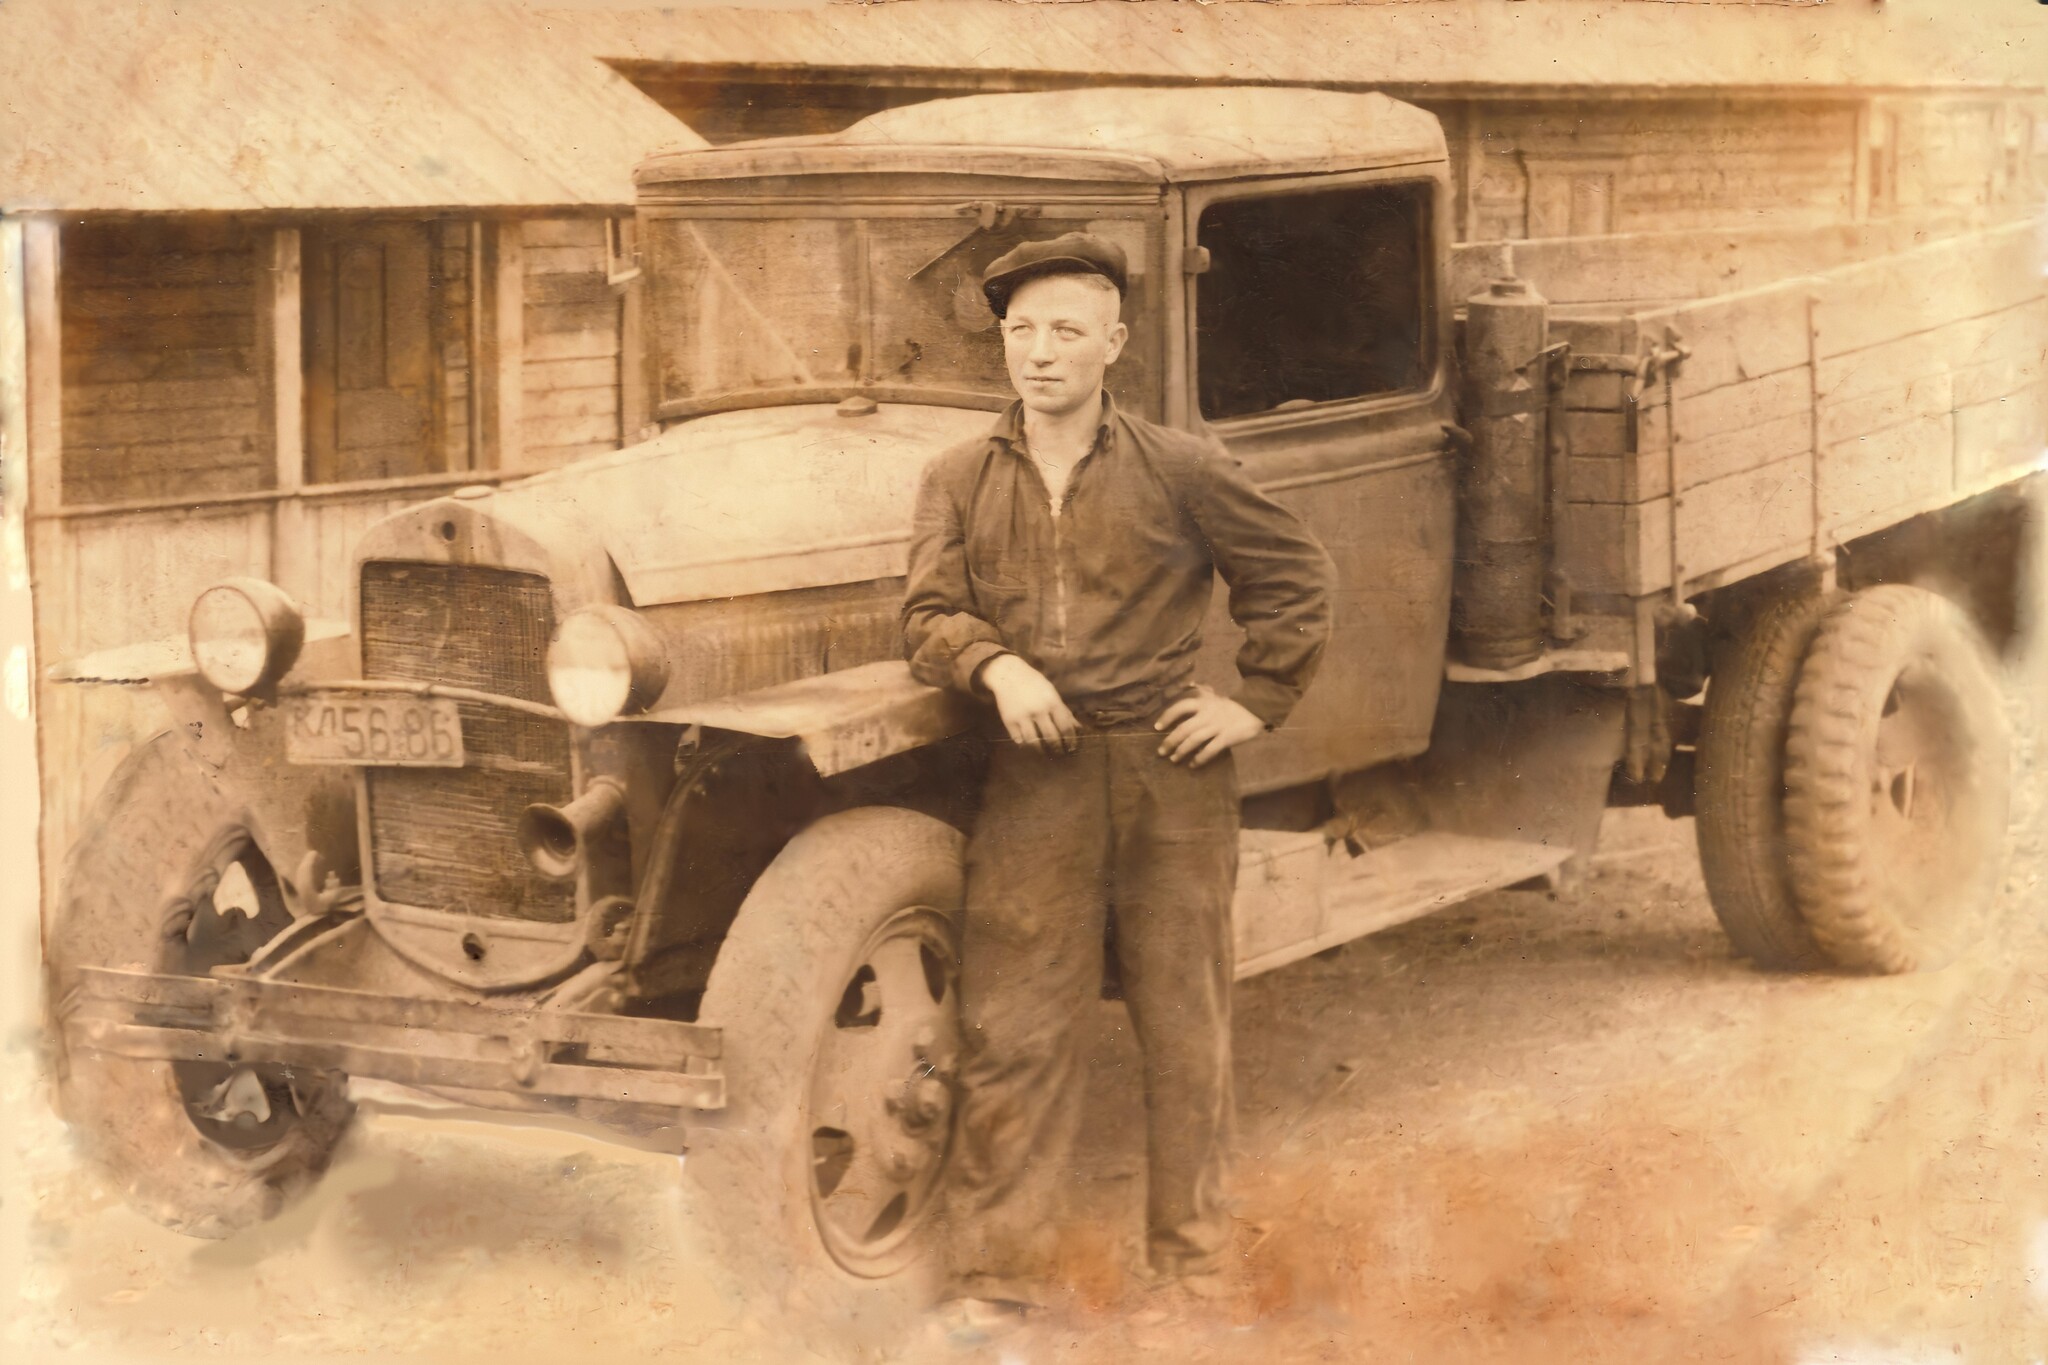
[{"xmin": 1, "ymin": 1, "xmax": 2043, "ymax": 1361}]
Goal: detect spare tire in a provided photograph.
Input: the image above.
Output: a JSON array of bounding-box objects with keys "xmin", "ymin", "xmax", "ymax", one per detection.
[
  {"xmin": 1782, "ymin": 585, "xmax": 2012, "ymax": 973},
  {"xmin": 1694, "ymin": 589, "xmax": 1840, "ymax": 969}
]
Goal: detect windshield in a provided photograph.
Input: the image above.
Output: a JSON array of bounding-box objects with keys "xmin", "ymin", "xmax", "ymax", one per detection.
[{"xmin": 645, "ymin": 210, "xmax": 1163, "ymax": 418}]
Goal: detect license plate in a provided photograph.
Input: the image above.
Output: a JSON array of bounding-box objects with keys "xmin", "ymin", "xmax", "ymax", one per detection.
[{"xmin": 285, "ymin": 691, "xmax": 465, "ymax": 768}]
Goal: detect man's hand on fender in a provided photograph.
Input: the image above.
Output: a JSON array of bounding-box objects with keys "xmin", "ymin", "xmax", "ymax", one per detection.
[
  {"xmin": 979, "ymin": 654, "xmax": 1081, "ymax": 754},
  {"xmin": 1155, "ymin": 684, "xmax": 1265, "ymax": 767}
]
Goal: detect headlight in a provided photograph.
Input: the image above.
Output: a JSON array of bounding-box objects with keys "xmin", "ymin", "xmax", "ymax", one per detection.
[
  {"xmin": 545, "ymin": 606, "xmax": 670, "ymax": 728},
  {"xmin": 189, "ymin": 578, "xmax": 304, "ymax": 694}
]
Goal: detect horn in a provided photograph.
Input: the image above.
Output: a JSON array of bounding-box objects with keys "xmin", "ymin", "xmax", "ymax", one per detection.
[{"xmin": 517, "ymin": 778, "xmax": 626, "ymax": 882}]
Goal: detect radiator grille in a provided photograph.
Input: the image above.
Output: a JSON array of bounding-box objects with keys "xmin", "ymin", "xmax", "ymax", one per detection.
[{"xmin": 360, "ymin": 561, "xmax": 575, "ymax": 923}]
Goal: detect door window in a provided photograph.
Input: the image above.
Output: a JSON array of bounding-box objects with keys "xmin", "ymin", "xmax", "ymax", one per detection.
[{"xmin": 1194, "ymin": 183, "xmax": 1432, "ymax": 422}]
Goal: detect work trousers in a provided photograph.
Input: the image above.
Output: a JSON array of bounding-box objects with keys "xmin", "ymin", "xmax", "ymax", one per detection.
[{"xmin": 943, "ymin": 716, "xmax": 1239, "ymax": 1295}]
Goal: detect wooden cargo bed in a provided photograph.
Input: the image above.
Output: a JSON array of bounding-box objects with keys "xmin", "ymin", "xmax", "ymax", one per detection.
[{"xmin": 1458, "ymin": 217, "xmax": 2047, "ymax": 604}]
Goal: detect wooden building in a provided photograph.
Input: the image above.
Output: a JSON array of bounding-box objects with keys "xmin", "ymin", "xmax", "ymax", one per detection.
[
  {"xmin": 1, "ymin": 0, "xmax": 698, "ymax": 876},
  {"xmin": 577, "ymin": 0, "xmax": 2047, "ymax": 241}
]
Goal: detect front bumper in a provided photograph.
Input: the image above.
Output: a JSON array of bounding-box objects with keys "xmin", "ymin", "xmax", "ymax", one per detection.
[{"xmin": 60, "ymin": 967, "xmax": 725, "ymax": 1115}]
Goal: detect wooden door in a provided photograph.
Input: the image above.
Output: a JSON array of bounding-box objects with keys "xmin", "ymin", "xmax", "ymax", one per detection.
[{"xmin": 303, "ymin": 223, "xmax": 437, "ymax": 484}]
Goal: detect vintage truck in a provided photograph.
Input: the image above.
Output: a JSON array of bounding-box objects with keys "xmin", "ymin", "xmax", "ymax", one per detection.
[{"xmin": 45, "ymin": 87, "xmax": 2044, "ymax": 1330}]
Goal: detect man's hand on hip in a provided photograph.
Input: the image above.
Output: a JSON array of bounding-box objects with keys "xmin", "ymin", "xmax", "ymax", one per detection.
[
  {"xmin": 979, "ymin": 654, "xmax": 1081, "ymax": 754},
  {"xmin": 1155, "ymin": 685, "xmax": 1265, "ymax": 767}
]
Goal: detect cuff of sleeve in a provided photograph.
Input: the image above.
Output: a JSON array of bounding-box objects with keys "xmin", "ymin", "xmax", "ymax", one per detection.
[
  {"xmin": 954, "ymin": 642, "xmax": 1012, "ymax": 695},
  {"xmin": 1232, "ymin": 678, "xmax": 1299, "ymax": 732}
]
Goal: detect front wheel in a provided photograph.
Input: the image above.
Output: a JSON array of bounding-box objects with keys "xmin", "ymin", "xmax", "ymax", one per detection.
[
  {"xmin": 1782, "ymin": 586, "xmax": 2013, "ymax": 972},
  {"xmin": 49, "ymin": 734, "xmax": 353, "ymax": 1236},
  {"xmin": 683, "ymin": 807, "xmax": 965, "ymax": 1349}
]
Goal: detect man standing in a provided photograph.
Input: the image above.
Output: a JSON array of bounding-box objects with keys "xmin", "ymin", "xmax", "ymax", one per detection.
[{"xmin": 902, "ymin": 233, "xmax": 1336, "ymax": 1318}]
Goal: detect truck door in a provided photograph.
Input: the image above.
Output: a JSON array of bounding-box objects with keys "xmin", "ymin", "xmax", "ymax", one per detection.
[{"xmin": 1177, "ymin": 170, "xmax": 1459, "ymax": 795}]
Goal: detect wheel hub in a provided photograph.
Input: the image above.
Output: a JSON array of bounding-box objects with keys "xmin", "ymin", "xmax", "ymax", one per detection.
[
  {"xmin": 806, "ymin": 908, "xmax": 960, "ymax": 1277},
  {"xmin": 1866, "ymin": 667, "xmax": 1975, "ymax": 908},
  {"xmin": 157, "ymin": 831, "xmax": 309, "ymax": 1152}
]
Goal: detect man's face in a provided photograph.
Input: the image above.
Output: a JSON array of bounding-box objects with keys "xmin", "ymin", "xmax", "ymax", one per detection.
[{"xmin": 1000, "ymin": 273, "xmax": 1128, "ymax": 418}]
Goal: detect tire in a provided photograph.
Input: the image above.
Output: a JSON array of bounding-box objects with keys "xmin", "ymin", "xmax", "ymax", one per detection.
[
  {"xmin": 1782, "ymin": 586, "xmax": 2013, "ymax": 973},
  {"xmin": 1695, "ymin": 589, "xmax": 1840, "ymax": 969},
  {"xmin": 48, "ymin": 732, "xmax": 353, "ymax": 1237},
  {"xmin": 683, "ymin": 806, "xmax": 965, "ymax": 1353}
]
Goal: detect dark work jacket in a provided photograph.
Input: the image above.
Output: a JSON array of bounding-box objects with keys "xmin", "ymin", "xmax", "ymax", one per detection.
[{"xmin": 901, "ymin": 394, "xmax": 1336, "ymax": 729}]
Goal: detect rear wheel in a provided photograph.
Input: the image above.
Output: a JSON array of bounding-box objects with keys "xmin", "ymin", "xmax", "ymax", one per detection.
[
  {"xmin": 1782, "ymin": 586, "xmax": 2012, "ymax": 972},
  {"xmin": 49, "ymin": 733, "xmax": 353, "ymax": 1237},
  {"xmin": 1694, "ymin": 588, "xmax": 1840, "ymax": 969},
  {"xmin": 683, "ymin": 807, "xmax": 964, "ymax": 1350}
]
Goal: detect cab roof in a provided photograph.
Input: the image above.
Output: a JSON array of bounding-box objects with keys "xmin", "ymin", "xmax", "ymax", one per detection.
[{"xmin": 635, "ymin": 86, "xmax": 1446, "ymax": 189}]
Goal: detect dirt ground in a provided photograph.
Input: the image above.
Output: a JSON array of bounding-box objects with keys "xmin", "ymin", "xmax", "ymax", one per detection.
[{"xmin": 5, "ymin": 710, "xmax": 2043, "ymax": 1365}]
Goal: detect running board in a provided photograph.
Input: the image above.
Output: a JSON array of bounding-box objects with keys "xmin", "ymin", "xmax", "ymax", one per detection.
[{"xmin": 1234, "ymin": 829, "xmax": 1571, "ymax": 980}]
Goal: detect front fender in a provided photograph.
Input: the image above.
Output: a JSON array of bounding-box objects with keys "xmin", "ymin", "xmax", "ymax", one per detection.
[
  {"xmin": 631, "ymin": 660, "xmax": 975, "ymax": 778},
  {"xmin": 51, "ymin": 621, "xmax": 360, "ymax": 895}
]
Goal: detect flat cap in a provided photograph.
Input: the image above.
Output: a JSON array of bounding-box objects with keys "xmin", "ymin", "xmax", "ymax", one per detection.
[{"xmin": 981, "ymin": 232, "xmax": 1128, "ymax": 318}]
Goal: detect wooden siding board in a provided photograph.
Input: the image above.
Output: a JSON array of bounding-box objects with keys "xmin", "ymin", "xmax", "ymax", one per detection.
[
  {"xmin": 1673, "ymin": 454, "xmax": 1815, "ymax": 588},
  {"xmin": 524, "ymin": 386, "xmax": 620, "ymax": 421},
  {"xmin": 1561, "ymin": 410, "xmax": 1629, "ymax": 458},
  {"xmin": 1816, "ymin": 297, "xmax": 2047, "ymax": 405},
  {"xmin": 1817, "ymin": 371, "xmax": 1956, "ymax": 449},
  {"xmin": 521, "ymin": 219, "xmax": 610, "ymax": 249},
  {"xmin": 1813, "ymin": 222, "xmax": 2044, "ymax": 360},
  {"xmin": 1676, "ymin": 409, "xmax": 1813, "ymax": 496},
  {"xmin": 524, "ymin": 357, "xmax": 619, "ymax": 392},
  {"xmin": 64, "ymin": 402, "xmax": 265, "ymax": 448},
  {"xmin": 1560, "ymin": 499, "xmax": 1661, "ymax": 598},
  {"xmin": 1641, "ymin": 284, "xmax": 1814, "ymax": 400},
  {"xmin": 1564, "ymin": 452, "xmax": 1820, "ymax": 597},
  {"xmin": 1591, "ymin": 365, "xmax": 1816, "ymax": 505},
  {"xmin": 63, "ymin": 375, "xmax": 261, "ymax": 415},
  {"xmin": 526, "ymin": 299, "xmax": 622, "ymax": 337},
  {"xmin": 525, "ymin": 272, "xmax": 621, "ymax": 308},
  {"xmin": 1953, "ymin": 385, "xmax": 2048, "ymax": 487},
  {"xmin": 1818, "ymin": 411, "xmax": 1954, "ymax": 529},
  {"xmin": 522, "ymin": 411, "xmax": 621, "ymax": 450},
  {"xmin": 1561, "ymin": 456, "xmax": 1632, "ymax": 506},
  {"xmin": 523, "ymin": 327, "xmax": 620, "ymax": 363},
  {"xmin": 1951, "ymin": 343, "xmax": 2047, "ymax": 412},
  {"xmin": 64, "ymin": 284, "xmax": 257, "ymax": 321},
  {"xmin": 523, "ymin": 244, "xmax": 610, "ymax": 275}
]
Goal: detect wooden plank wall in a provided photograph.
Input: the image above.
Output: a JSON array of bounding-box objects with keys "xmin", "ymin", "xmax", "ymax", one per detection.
[
  {"xmin": 1447, "ymin": 212, "xmax": 1983, "ymax": 313},
  {"xmin": 59, "ymin": 220, "xmax": 267, "ymax": 505},
  {"xmin": 33, "ymin": 214, "xmax": 638, "ymax": 897},
  {"xmin": 1466, "ymin": 99, "xmax": 1859, "ymax": 242},
  {"xmin": 1557, "ymin": 221, "xmax": 2047, "ymax": 599},
  {"xmin": 520, "ymin": 218, "xmax": 626, "ymax": 471}
]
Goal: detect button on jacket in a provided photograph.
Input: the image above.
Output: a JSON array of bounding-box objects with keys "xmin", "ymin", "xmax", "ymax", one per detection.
[{"xmin": 902, "ymin": 396, "xmax": 1336, "ymax": 729}]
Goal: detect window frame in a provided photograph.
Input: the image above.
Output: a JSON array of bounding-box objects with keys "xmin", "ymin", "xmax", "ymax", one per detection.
[
  {"xmin": 1178, "ymin": 165, "xmax": 1448, "ymax": 435},
  {"xmin": 640, "ymin": 197, "xmax": 1171, "ymax": 424}
]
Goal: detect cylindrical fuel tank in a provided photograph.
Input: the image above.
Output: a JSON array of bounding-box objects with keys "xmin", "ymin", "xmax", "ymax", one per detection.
[{"xmin": 1454, "ymin": 277, "xmax": 1549, "ymax": 670}]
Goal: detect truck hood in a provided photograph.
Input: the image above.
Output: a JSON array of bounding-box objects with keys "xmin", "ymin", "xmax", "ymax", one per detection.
[{"xmin": 495, "ymin": 403, "xmax": 996, "ymax": 606}]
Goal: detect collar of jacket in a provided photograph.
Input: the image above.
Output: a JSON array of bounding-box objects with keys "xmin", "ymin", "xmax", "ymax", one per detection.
[{"xmin": 984, "ymin": 390, "xmax": 1120, "ymax": 460}]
